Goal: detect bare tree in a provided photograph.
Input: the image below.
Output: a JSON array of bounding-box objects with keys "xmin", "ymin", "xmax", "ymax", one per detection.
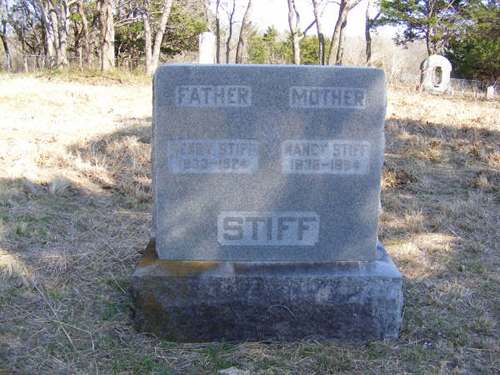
[
  {"xmin": 37, "ymin": 0, "xmax": 57, "ymax": 66},
  {"xmin": 150, "ymin": 0, "xmax": 173, "ymax": 73},
  {"xmin": 33, "ymin": 0, "xmax": 71, "ymax": 67},
  {"xmin": 286, "ymin": 0, "xmax": 315, "ymax": 65},
  {"xmin": 75, "ymin": 0, "xmax": 91, "ymax": 66},
  {"xmin": 142, "ymin": 0, "xmax": 152, "ymax": 73},
  {"xmin": 136, "ymin": 0, "xmax": 174, "ymax": 74},
  {"xmin": 365, "ymin": 0, "xmax": 381, "ymax": 65},
  {"xmin": 8, "ymin": 0, "xmax": 46, "ymax": 70},
  {"xmin": 327, "ymin": 0, "xmax": 362, "ymax": 65},
  {"xmin": 287, "ymin": 0, "xmax": 301, "ymax": 64},
  {"xmin": 215, "ymin": 0, "xmax": 221, "ymax": 63},
  {"xmin": 311, "ymin": 0, "xmax": 326, "ymax": 65},
  {"xmin": 98, "ymin": 0, "xmax": 115, "ymax": 71},
  {"xmin": 225, "ymin": 0, "xmax": 235, "ymax": 63},
  {"xmin": 55, "ymin": 0, "xmax": 70, "ymax": 66},
  {"xmin": 235, "ymin": 0, "xmax": 251, "ymax": 64}
]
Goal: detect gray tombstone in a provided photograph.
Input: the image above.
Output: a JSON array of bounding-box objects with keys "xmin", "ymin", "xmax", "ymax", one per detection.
[
  {"xmin": 132, "ymin": 65, "xmax": 403, "ymax": 342},
  {"xmin": 153, "ymin": 65, "xmax": 384, "ymax": 262}
]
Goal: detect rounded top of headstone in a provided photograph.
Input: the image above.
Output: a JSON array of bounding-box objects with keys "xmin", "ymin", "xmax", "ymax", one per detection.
[{"xmin": 421, "ymin": 55, "xmax": 452, "ymax": 72}]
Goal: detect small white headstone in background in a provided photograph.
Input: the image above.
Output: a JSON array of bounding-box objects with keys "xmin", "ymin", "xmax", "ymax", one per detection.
[
  {"xmin": 486, "ymin": 86, "xmax": 495, "ymax": 100},
  {"xmin": 421, "ymin": 55, "xmax": 452, "ymax": 94},
  {"xmin": 198, "ymin": 32, "xmax": 216, "ymax": 64}
]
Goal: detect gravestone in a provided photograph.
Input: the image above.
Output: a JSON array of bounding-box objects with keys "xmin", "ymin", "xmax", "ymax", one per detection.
[
  {"xmin": 131, "ymin": 65, "xmax": 403, "ymax": 341},
  {"xmin": 486, "ymin": 85, "xmax": 495, "ymax": 100},
  {"xmin": 198, "ymin": 32, "xmax": 216, "ymax": 64},
  {"xmin": 421, "ymin": 55, "xmax": 452, "ymax": 94}
]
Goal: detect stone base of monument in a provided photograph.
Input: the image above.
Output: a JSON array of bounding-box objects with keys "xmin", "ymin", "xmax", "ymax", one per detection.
[{"xmin": 131, "ymin": 239, "xmax": 403, "ymax": 342}]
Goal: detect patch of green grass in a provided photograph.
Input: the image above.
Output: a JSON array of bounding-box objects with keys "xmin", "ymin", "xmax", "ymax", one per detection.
[
  {"xmin": 46, "ymin": 288, "xmax": 64, "ymax": 301},
  {"xmin": 0, "ymin": 286, "xmax": 23, "ymax": 306},
  {"xmin": 102, "ymin": 276, "xmax": 130, "ymax": 293},
  {"xmin": 135, "ymin": 355, "xmax": 155, "ymax": 373},
  {"xmin": 111, "ymin": 354, "xmax": 172, "ymax": 375},
  {"xmin": 468, "ymin": 316, "xmax": 495, "ymax": 335},
  {"xmin": 254, "ymin": 356, "xmax": 290, "ymax": 371},
  {"xmin": 101, "ymin": 299, "xmax": 128, "ymax": 321},
  {"xmin": 366, "ymin": 342, "xmax": 392, "ymax": 360},
  {"xmin": 96, "ymin": 332, "xmax": 123, "ymax": 352},
  {"xmin": 313, "ymin": 349, "xmax": 354, "ymax": 373},
  {"xmin": 400, "ymin": 344, "xmax": 430, "ymax": 371},
  {"xmin": 202, "ymin": 342, "xmax": 237, "ymax": 370}
]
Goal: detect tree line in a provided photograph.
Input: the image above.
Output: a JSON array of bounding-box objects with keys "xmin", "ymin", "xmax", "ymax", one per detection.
[
  {"xmin": 0, "ymin": 0, "xmax": 498, "ymax": 81},
  {"xmin": 0, "ymin": 0, "xmax": 207, "ymax": 73}
]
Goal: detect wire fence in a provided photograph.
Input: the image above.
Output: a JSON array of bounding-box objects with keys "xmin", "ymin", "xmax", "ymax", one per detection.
[
  {"xmin": 1, "ymin": 53, "xmax": 497, "ymax": 100},
  {"xmin": 1, "ymin": 54, "xmax": 152, "ymax": 73},
  {"xmin": 375, "ymin": 71, "xmax": 497, "ymax": 100},
  {"xmin": 1, "ymin": 52, "xmax": 200, "ymax": 73}
]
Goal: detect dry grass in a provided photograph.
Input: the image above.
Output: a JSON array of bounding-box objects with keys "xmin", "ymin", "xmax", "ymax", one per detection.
[{"xmin": 0, "ymin": 72, "xmax": 499, "ymax": 375}]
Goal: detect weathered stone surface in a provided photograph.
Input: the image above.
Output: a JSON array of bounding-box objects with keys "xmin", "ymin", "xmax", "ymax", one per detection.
[
  {"xmin": 421, "ymin": 55, "xmax": 452, "ymax": 94},
  {"xmin": 130, "ymin": 240, "xmax": 403, "ymax": 342},
  {"xmin": 153, "ymin": 64, "xmax": 386, "ymax": 262}
]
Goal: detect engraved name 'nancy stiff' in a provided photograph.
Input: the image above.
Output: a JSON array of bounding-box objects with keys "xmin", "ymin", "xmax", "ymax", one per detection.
[
  {"xmin": 167, "ymin": 140, "xmax": 258, "ymax": 174},
  {"xmin": 218, "ymin": 211, "xmax": 320, "ymax": 246},
  {"xmin": 176, "ymin": 85, "xmax": 251, "ymax": 107},
  {"xmin": 290, "ymin": 86, "xmax": 366, "ymax": 108},
  {"xmin": 282, "ymin": 140, "xmax": 370, "ymax": 174}
]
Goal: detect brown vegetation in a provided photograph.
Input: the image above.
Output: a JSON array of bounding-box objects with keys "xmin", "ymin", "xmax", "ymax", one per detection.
[{"xmin": 0, "ymin": 73, "xmax": 498, "ymax": 374}]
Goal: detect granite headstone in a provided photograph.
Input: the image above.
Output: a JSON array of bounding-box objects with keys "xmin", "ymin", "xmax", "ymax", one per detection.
[
  {"xmin": 132, "ymin": 64, "xmax": 403, "ymax": 342},
  {"xmin": 153, "ymin": 65, "xmax": 385, "ymax": 262}
]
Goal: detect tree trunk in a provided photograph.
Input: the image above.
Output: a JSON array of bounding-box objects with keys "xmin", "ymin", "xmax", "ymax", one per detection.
[
  {"xmin": 327, "ymin": 0, "xmax": 346, "ymax": 65},
  {"xmin": 287, "ymin": 0, "xmax": 301, "ymax": 64},
  {"xmin": 215, "ymin": 0, "xmax": 221, "ymax": 63},
  {"xmin": 0, "ymin": 34, "xmax": 11, "ymax": 71},
  {"xmin": 73, "ymin": 14, "xmax": 82, "ymax": 68},
  {"xmin": 55, "ymin": 0, "xmax": 70, "ymax": 67},
  {"xmin": 225, "ymin": 0, "xmax": 236, "ymax": 63},
  {"xmin": 77, "ymin": 0, "xmax": 91, "ymax": 65},
  {"xmin": 365, "ymin": 0, "xmax": 372, "ymax": 65},
  {"xmin": 364, "ymin": 0, "xmax": 381, "ymax": 66},
  {"xmin": 48, "ymin": 4, "xmax": 61, "ymax": 63},
  {"xmin": 143, "ymin": 12, "xmax": 152, "ymax": 74},
  {"xmin": 99, "ymin": 0, "xmax": 115, "ymax": 71},
  {"xmin": 37, "ymin": 0, "xmax": 57, "ymax": 67},
  {"xmin": 336, "ymin": 18, "xmax": 346, "ymax": 64},
  {"xmin": 150, "ymin": 0, "xmax": 174, "ymax": 74},
  {"xmin": 327, "ymin": 0, "xmax": 362, "ymax": 65},
  {"xmin": 0, "ymin": 21, "xmax": 11, "ymax": 71},
  {"xmin": 0, "ymin": 0, "xmax": 10, "ymax": 70},
  {"xmin": 235, "ymin": 0, "xmax": 252, "ymax": 64},
  {"xmin": 312, "ymin": 0, "xmax": 325, "ymax": 65},
  {"xmin": 426, "ymin": 2, "xmax": 435, "ymax": 55},
  {"xmin": 425, "ymin": 29, "xmax": 430, "ymax": 55}
]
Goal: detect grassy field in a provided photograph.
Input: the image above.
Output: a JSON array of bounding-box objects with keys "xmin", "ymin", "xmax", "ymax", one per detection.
[{"xmin": 0, "ymin": 72, "xmax": 498, "ymax": 375}]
